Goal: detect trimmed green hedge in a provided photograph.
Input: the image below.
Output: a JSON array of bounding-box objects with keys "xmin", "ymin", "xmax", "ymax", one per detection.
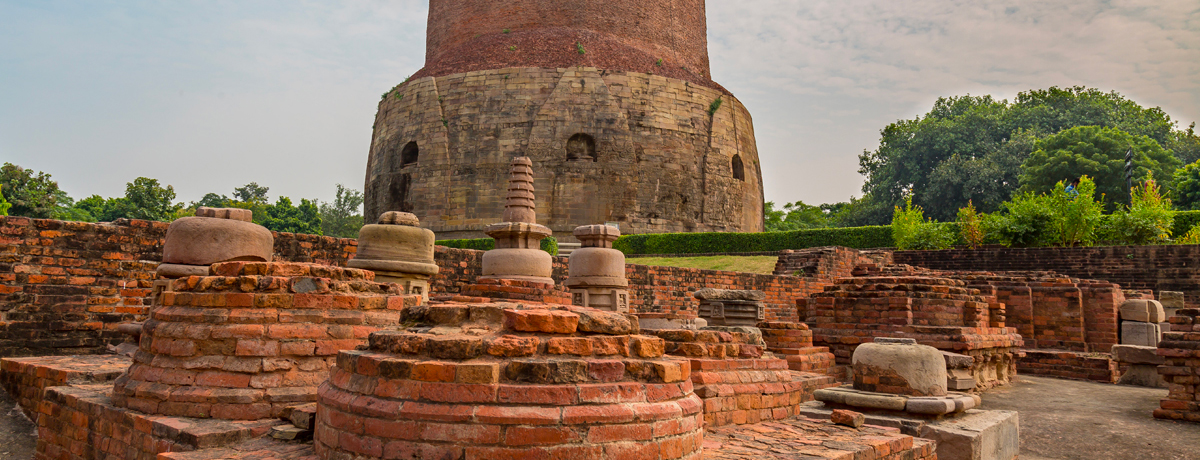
[
  {"xmin": 437, "ymin": 236, "xmax": 559, "ymax": 256},
  {"xmin": 611, "ymin": 226, "xmax": 893, "ymax": 255}
]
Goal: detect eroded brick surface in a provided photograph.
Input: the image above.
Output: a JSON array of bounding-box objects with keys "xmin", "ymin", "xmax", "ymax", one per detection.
[
  {"xmin": 110, "ymin": 262, "xmax": 418, "ymax": 419},
  {"xmin": 1155, "ymin": 308, "xmax": 1200, "ymax": 422},
  {"xmin": 702, "ymin": 417, "xmax": 936, "ymax": 460}
]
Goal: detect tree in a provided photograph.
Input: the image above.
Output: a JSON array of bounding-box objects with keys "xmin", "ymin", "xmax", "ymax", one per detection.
[
  {"xmin": 1169, "ymin": 122, "xmax": 1200, "ymax": 166},
  {"xmin": 1173, "ymin": 160, "xmax": 1200, "ymax": 210},
  {"xmin": 764, "ymin": 201, "xmax": 829, "ymax": 232},
  {"xmin": 233, "ymin": 182, "xmax": 270, "ymax": 204},
  {"xmin": 319, "ymin": 184, "xmax": 365, "ymax": 238},
  {"xmin": 124, "ymin": 177, "xmax": 180, "ymax": 221},
  {"xmin": 195, "ymin": 193, "xmax": 231, "ymax": 208},
  {"xmin": 259, "ymin": 197, "xmax": 322, "ymax": 235},
  {"xmin": 0, "ymin": 187, "xmax": 11, "ymax": 216},
  {"xmin": 858, "ymin": 86, "xmax": 1183, "ymax": 223},
  {"xmin": 1019, "ymin": 126, "xmax": 1179, "ymax": 209},
  {"xmin": 0, "ymin": 163, "xmax": 66, "ymax": 218}
]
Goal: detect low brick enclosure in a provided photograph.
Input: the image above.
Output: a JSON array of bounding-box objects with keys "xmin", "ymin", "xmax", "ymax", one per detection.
[
  {"xmin": 1156, "ymin": 308, "xmax": 1200, "ymax": 421},
  {"xmin": 1017, "ymin": 350, "xmax": 1119, "ymax": 384},
  {"xmin": 893, "ymin": 245, "xmax": 1200, "ymax": 307},
  {"xmin": 2, "ymin": 217, "xmax": 834, "ymax": 358}
]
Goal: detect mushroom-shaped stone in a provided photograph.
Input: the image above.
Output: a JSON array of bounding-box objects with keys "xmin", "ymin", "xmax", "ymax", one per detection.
[
  {"xmin": 348, "ymin": 211, "xmax": 439, "ymax": 300},
  {"xmin": 348, "ymin": 212, "xmax": 439, "ymax": 278},
  {"xmin": 852, "ymin": 337, "xmax": 948, "ymax": 397},
  {"xmin": 566, "ymin": 225, "xmax": 626, "ymax": 288},
  {"xmin": 158, "ymin": 207, "xmax": 273, "ymax": 277}
]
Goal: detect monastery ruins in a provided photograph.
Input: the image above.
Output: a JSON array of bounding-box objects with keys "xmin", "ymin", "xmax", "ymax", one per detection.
[{"xmin": 3, "ymin": 2, "xmax": 1200, "ymax": 460}]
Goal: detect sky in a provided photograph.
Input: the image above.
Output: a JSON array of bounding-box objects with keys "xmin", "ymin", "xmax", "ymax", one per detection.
[{"xmin": 1, "ymin": 0, "xmax": 1197, "ymax": 208}]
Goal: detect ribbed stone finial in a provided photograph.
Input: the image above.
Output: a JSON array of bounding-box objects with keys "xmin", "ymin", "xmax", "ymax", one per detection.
[{"xmin": 502, "ymin": 157, "xmax": 536, "ymax": 224}]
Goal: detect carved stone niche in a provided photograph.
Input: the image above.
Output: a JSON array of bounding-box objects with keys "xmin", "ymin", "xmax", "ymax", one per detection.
[{"xmin": 694, "ymin": 288, "xmax": 765, "ymax": 326}]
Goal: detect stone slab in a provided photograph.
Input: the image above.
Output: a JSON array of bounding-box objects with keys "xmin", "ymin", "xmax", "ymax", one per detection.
[
  {"xmin": 1117, "ymin": 364, "xmax": 1168, "ymax": 388},
  {"xmin": 1121, "ymin": 322, "xmax": 1161, "ymax": 347},
  {"xmin": 1120, "ymin": 300, "xmax": 1166, "ymax": 323},
  {"xmin": 1111, "ymin": 344, "xmax": 1164, "ymax": 365}
]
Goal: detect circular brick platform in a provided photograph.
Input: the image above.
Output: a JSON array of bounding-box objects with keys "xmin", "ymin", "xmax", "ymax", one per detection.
[
  {"xmin": 314, "ymin": 302, "xmax": 703, "ymax": 460},
  {"xmin": 112, "ymin": 262, "xmax": 417, "ymax": 420}
]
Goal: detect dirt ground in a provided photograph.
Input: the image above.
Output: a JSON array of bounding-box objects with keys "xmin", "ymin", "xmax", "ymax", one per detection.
[
  {"xmin": 980, "ymin": 375, "xmax": 1200, "ymax": 460},
  {"xmin": 2, "ymin": 375, "xmax": 1198, "ymax": 459},
  {"xmin": 0, "ymin": 388, "xmax": 37, "ymax": 460}
]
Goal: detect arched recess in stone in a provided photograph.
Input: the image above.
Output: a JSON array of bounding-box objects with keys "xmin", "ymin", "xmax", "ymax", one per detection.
[
  {"xmin": 400, "ymin": 141, "xmax": 419, "ymax": 167},
  {"xmin": 566, "ymin": 133, "xmax": 597, "ymax": 162},
  {"xmin": 732, "ymin": 154, "xmax": 745, "ymax": 181}
]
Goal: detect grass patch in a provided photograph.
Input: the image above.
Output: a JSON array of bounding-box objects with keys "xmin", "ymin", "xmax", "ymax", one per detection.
[{"xmin": 629, "ymin": 256, "xmax": 778, "ymax": 274}]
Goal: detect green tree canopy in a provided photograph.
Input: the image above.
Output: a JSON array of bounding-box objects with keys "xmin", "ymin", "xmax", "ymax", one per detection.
[
  {"xmin": 1, "ymin": 163, "xmax": 66, "ymax": 218},
  {"xmin": 764, "ymin": 201, "xmax": 830, "ymax": 232},
  {"xmin": 233, "ymin": 182, "xmax": 270, "ymax": 204},
  {"xmin": 259, "ymin": 197, "xmax": 321, "ymax": 235},
  {"xmin": 858, "ymin": 86, "xmax": 1187, "ymax": 223},
  {"xmin": 0, "ymin": 187, "xmax": 11, "ymax": 216},
  {"xmin": 1173, "ymin": 160, "xmax": 1200, "ymax": 210},
  {"xmin": 124, "ymin": 177, "xmax": 180, "ymax": 221},
  {"xmin": 319, "ymin": 184, "xmax": 365, "ymax": 238},
  {"xmin": 1019, "ymin": 126, "xmax": 1178, "ymax": 209}
]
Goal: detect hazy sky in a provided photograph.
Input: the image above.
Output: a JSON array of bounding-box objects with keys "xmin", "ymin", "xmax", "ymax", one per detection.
[{"xmin": 2, "ymin": 0, "xmax": 1197, "ymax": 208}]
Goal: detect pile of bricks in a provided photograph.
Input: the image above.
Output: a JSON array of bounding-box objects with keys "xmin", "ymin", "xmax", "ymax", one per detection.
[
  {"xmin": 1155, "ymin": 308, "xmax": 1200, "ymax": 421},
  {"xmin": 757, "ymin": 321, "xmax": 835, "ymax": 375},
  {"xmin": 802, "ymin": 274, "xmax": 1023, "ymax": 390},
  {"xmin": 314, "ymin": 300, "xmax": 703, "ymax": 460},
  {"xmin": 111, "ymin": 261, "xmax": 418, "ymax": 420}
]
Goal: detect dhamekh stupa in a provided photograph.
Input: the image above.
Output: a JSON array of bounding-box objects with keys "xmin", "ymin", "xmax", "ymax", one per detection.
[{"xmin": 364, "ymin": 0, "xmax": 765, "ymax": 241}]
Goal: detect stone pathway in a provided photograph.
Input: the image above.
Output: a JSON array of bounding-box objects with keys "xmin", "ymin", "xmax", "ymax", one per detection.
[
  {"xmin": 0, "ymin": 387, "xmax": 37, "ymax": 460},
  {"xmin": 980, "ymin": 375, "xmax": 1200, "ymax": 460}
]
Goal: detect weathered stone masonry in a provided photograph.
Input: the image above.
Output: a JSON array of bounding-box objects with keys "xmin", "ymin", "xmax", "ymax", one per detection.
[{"xmin": 365, "ymin": 0, "xmax": 764, "ymax": 240}]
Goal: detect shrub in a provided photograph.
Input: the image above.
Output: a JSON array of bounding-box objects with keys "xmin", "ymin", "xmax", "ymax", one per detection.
[
  {"xmin": 436, "ymin": 237, "xmax": 558, "ymax": 255},
  {"xmin": 1172, "ymin": 210, "xmax": 1200, "ymax": 238},
  {"xmin": 986, "ymin": 192, "xmax": 1058, "ymax": 247},
  {"xmin": 1048, "ymin": 176, "xmax": 1104, "ymax": 246},
  {"xmin": 1175, "ymin": 224, "xmax": 1200, "ymax": 245},
  {"xmin": 891, "ymin": 196, "xmax": 954, "ymax": 250},
  {"xmin": 956, "ymin": 201, "xmax": 985, "ymax": 249},
  {"xmin": 1102, "ymin": 179, "xmax": 1174, "ymax": 245},
  {"xmin": 611, "ymin": 226, "xmax": 893, "ymax": 255}
]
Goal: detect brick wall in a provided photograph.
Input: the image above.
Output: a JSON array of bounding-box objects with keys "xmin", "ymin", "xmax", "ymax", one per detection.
[
  {"xmin": 894, "ymin": 246, "xmax": 1200, "ymax": 306},
  {"xmin": 423, "ymin": 0, "xmax": 712, "ymax": 86},
  {"xmin": 0, "ymin": 217, "xmax": 360, "ymax": 358},
  {"xmin": 3, "ymin": 217, "xmax": 827, "ymax": 357}
]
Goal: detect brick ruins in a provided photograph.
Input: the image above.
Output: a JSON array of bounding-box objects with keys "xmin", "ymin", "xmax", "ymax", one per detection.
[{"xmin": 364, "ymin": 0, "xmax": 765, "ymax": 240}]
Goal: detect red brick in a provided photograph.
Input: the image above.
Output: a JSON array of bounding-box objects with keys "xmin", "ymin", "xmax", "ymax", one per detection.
[
  {"xmin": 503, "ymin": 426, "xmax": 581, "ymax": 446},
  {"xmin": 475, "ymin": 405, "xmax": 561, "ymax": 425}
]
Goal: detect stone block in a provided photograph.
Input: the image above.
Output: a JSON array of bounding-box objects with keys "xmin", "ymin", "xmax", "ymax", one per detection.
[
  {"xmin": 1159, "ymin": 291, "xmax": 1185, "ymax": 312},
  {"xmin": 1121, "ymin": 322, "xmax": 1161, "ymax": 347},
  {"xmin": 1117, "ymin": 364, "xmax": 1168, "ymax": 388},
  {"xmin": 1111, "ymin": 344, "xmax": 1164, "ymax": 365},
  {"xmin": 1119, "ymin": 300, "xmax": 1166, "ymax": 323},
  {"xmin": 919, "ymin": 410, "xmax": 1020, "ymax": 460}
]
